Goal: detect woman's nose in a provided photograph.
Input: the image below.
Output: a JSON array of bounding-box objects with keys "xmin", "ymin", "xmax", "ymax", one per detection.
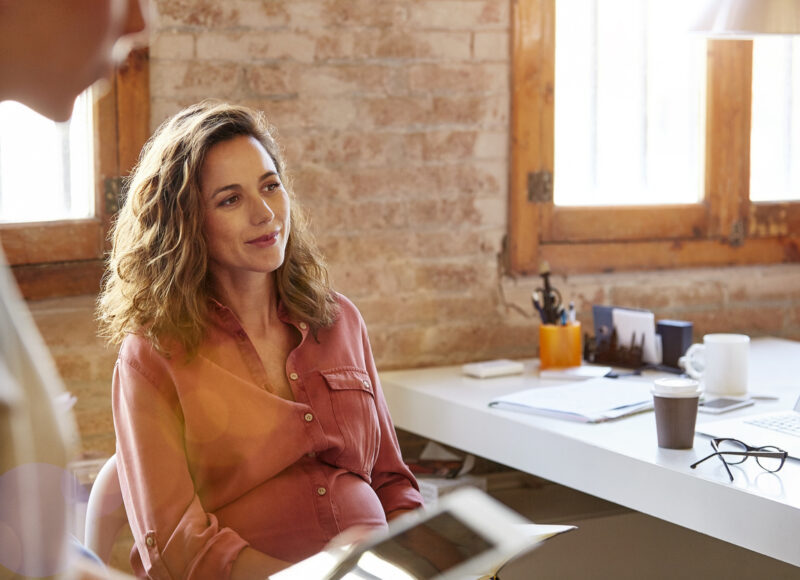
[{"xmin": 252, "ymin": 196, "xmax": 274, "ymax": 224}]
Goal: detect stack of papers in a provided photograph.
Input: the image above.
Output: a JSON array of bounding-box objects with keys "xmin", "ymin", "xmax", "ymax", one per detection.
[{"xmin": 488, "ymin": 378, "xmax": 654, "ymax": 423}]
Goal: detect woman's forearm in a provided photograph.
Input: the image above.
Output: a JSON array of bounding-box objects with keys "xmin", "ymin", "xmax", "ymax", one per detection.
[{"xmin": 230, "ymin": 547, "xmax": 291, "ymax": 580}]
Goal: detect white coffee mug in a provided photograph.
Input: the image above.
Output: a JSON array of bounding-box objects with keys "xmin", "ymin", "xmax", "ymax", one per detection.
[{"xmin": 679, "ymin": 334, "xmax": 749, "ymax": 397}]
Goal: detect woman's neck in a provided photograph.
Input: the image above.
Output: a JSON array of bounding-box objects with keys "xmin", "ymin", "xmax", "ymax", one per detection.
[{"xmin": 211, "ymin": 272, "xmax": 280, "ymax": 337}]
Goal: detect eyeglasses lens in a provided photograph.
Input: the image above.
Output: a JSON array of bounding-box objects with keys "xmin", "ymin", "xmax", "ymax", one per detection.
[
  {"xmin": 717, "ymin": 439, "xmax": 748, "ymax": 464},
  {"xmin": 755, "ymin": 446, "xmax": 784, "ymax": 472}
]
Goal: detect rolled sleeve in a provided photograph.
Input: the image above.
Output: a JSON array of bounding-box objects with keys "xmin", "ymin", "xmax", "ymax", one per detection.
[{"xmin": 114, "ymin": 337, "xmax": 249, "ymax": 579}]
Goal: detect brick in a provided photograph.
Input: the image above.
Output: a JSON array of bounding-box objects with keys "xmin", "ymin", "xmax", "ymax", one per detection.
[
  {"xmin": 328, "ymin": 261, "xmax": 418, "ymax": 298},
  {"xmin": 409, "ymin": 63, "xmax": 508, "ymax": 94},
  {"xmin": 353, "ymin": 31, "xmax": 472, "ymax": 60},
  {"xmin": 432, "ymin": 161, "xmax": 507, "ymax": 197},
  {"xmin": 295, "ymin": 64, "xmax": 407, "ymax": 97},
  {"xmin": 317, "ymin": 0, "xmax": 409, "ymax": 28},
  {"xmin": 244, "ymin": 63, "xmax": 298, "ymax": 97},
  {"xmin": 727, "ymin": 264, "xmax": 800, "ymax": 302},
  {"xmin": 357, "ymin": 96, "xmax": 434, "ymax": 128},
  {"xmin": 234, "ymin": 0, "xmax": 292, "ymax": 28},
  {"xmin": 313, "ymin": 32, "xmax": 357, "ymax": 61},
  {"xmin": 414, "ymin": 261, "xmax": 496, "ymax": 293},
  {"xmin": 150, "ymin": 31, "xmax": 196, "ymax": 60},
  {"xmin": 356, "ymin": 294, "xmax": 497, "ymax": 326},
  {"xmin": 687, "ymin": 306, "xmax": 790, "ymax": 336},
  {"xmin": 610, "ymin": 280, "xmax": 725, "ymax": 310},
  {"xmin": 151, "ymin": 60, "xmax": 242, "ymax": 99},
  {"xmin": 240, "ymin": 97, "xmax": 357, "ymax": 131},
  {"xmin": 153, "ymin": 0, "xmax": 241, "ymax": 28},
  {"xmin": 432, "ymin": 94, "xmax": 509, "ymax": 127},
  {"xmin": 405, "ymin": 197, "xmax": 483, "ymax": 229},
  {"xmin": 407, "ymin": 0, "xmax": 509, "ymax": 29},
  {"xmin": 407, "ymin": 230, "xmax": 500, "ymax": 260},
  {"xmin": 282, "ymin": 131, "xmax": 404, "ymax": 167},
  {"xmin": 321, "ymin": 231, "xmax": 417, "ymax": 263},
  {"xmin": 473, "ymin": 30, "xmax": 509, "ymax": 60},
  {"xmin": 404, "ymin": 130, "xmax": 480, "ymax": 161},
  {"xmin": 309, "ymin": 200, "xmax": 410, "ymax": 232},
  {"xmin": 196, "ymin": 31, "xmax": 316, "ymax": 63}
]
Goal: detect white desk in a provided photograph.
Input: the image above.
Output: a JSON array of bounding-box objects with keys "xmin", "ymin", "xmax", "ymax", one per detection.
[{"xmin": 380, "ymin": 338, "xmax": 800, "ymax": 568}]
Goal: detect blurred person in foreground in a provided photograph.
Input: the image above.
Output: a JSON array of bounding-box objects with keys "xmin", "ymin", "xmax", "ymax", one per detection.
[
  {"xmin": 96, "ymin": 100, "xmax": 423, "ymax": 579},
  {"xmin": 0, "ymin": 1, "xmax": 146, "ymax": 577}
]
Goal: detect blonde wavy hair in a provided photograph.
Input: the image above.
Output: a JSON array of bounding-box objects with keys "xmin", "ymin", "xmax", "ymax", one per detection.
[{"xmin": 97, "ymin": 100, "xmax": 338, "ymax": 356}]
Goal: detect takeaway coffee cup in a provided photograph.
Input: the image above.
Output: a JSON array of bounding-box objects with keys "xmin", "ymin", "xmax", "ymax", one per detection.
[
  {"xmin": 679, "ymin": 334, "xmax": 749, "ymax": 397},
  {"xmin": 652, "ymin": 377, "xmax": 701, "ymax": 449}
]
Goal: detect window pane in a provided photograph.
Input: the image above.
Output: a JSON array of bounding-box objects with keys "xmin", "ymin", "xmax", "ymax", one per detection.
[
  {"xmin": 750, "ymin": 37, "xmax": 800, "ymax": 202},
  {"xmin": 554, "ymin": 0, "xmax": 706, "ymax": 207},
  {"xmin": 0, "ymin": 92, "xmax": 94, "ymax": 223}
]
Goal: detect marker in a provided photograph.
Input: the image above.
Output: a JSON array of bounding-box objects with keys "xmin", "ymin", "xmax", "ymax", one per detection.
[{"xmin": 567, "ymin": 301, "xmax": 576, "ymax": 324}]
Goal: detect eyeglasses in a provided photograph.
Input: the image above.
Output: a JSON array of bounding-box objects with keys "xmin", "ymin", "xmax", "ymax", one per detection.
[{"xmin": 690, "ymin": 438, "xmax": 788, "ymax": 482}]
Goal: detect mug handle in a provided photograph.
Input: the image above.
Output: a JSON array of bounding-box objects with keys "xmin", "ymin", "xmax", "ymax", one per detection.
[{"xmin": 680, "ymin": 343, "xmax": 705, "ymax": 380}]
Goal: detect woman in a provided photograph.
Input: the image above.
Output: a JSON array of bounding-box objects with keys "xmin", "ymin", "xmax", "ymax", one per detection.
[{"xmin": 98, "ymin": 101, "xmax": 423, "ymax": 579}]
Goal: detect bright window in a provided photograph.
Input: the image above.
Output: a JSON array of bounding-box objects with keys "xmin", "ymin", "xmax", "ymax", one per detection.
[
  {"xmin": 751, "ymin": 36, "xmax": 800, "ymax": 202},
  {"xmin": 0, "ymin": 93, "xmax": 94, "ymax": 223},
  {"xmin": 554, "ymin": 0, "xmax": 706, "ymax": 207},
  {"xmin": 509, "ymin": 0, "xmax": 800, "ymax": 275}
]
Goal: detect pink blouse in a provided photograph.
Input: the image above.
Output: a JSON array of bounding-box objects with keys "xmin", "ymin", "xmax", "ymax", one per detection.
[{"xmin": 112, "ymin": 294, "xmax": 423, "ymax": 579}]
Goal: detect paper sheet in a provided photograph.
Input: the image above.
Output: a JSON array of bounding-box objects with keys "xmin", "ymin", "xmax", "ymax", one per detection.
[{"xmin": 612, "ymin": 308, "xmax": 661, "ymax": 365}]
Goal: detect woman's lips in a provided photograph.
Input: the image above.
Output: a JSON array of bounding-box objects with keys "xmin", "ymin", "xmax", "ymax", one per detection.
[{"xmin": 247, "ymin": 231, "xmax": 278, "ymax": 247}]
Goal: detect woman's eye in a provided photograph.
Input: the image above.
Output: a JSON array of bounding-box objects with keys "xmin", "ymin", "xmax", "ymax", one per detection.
[
  {"xmin": 219, "ymin": 194, "xmax": 239, "ymax": 207},
  {"xmin": 263, "ymin": 182, "xmax": 280, "ymax": 193}
]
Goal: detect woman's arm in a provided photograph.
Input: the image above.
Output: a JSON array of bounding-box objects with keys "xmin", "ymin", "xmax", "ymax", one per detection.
[
  {"xmin": 230, "ymin": 547, "xmax": 291, "ymax": 579},
  {"xmin": 113, "ymin": 338, "xmax": 249, "ymax": 579}
]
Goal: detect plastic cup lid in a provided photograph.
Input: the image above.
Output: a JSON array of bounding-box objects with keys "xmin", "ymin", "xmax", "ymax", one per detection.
[{"xmin": 652, "ymin": 377, "xmax": 701, "ymax": 398}]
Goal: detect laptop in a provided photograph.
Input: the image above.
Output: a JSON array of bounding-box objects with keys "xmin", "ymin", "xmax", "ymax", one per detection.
[{"xmin": 697, "ymin": 395, "xmax": 800, "ymax": 459}]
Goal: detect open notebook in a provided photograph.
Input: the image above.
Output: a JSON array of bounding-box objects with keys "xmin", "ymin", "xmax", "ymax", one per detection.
[
  {"xmin": 270, "ymin": 487, "xmax": 575, "ymax": 580},
  {"xmin": 489, "ymin": 378, "xmax": 654, "ymax": 423}
]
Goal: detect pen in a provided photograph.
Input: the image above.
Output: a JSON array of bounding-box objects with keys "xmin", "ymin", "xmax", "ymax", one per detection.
[
  {"xmin": 567, "ymin": 301, "xmax": 576, "ymax": 324},
  {"xmin": 531, "ymin": 292, "xmax": 546, "ymax": 323}
]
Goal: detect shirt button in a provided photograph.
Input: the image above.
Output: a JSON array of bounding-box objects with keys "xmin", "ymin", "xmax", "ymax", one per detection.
[
  {"xmin": 146, "ymin": 537, "xmax": 155, "ymax": 547},
  {"xmin": 362, "ymin": 379, "xmax": 370, "ymax": 388},
  {"xmin": 299, "ymin": 322, "xmax": 308, "ymax": 330},
  {"xmin": 317, "ymin": 487, "xmax": 327, "ymax": 496},
  {"xmin": 289, "ymin": 372, "xmax": 299, "ymax": 380},
  {"xmin": 307, "ymin": 451, "xmax": 316, "ymax": 458},
  {"xmin": 304, "ymin": 413, "xmax": 314, "ymax": 422}
]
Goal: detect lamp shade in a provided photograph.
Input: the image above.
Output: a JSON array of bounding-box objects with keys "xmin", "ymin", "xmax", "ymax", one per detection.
[{"xmin": 691, "ymin": 0, "xmax": 800, "ymax": 36}]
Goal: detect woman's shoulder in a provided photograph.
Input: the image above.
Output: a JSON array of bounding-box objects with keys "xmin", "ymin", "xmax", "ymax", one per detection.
[
  {"xmin": 118, "ymin": 332, "xmax": 183, "ymax": 369},
  {"xmin": 331, "ymin": 292, "xmax": 364, "ymax": 323}
]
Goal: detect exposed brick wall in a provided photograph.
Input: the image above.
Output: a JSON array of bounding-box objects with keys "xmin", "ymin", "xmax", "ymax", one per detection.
[
  {"xmin": 148, "ymin": 0, "xmax": 517, "ymax": 369},
  {"xmin": 26, "ymin": 0, "xmax": 800, "ymax": 460}
]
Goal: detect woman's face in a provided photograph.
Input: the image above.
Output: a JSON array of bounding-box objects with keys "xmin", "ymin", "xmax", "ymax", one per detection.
[{"xmin": 200, "ymin": 135, "xmax": 291, "ymax": 287}]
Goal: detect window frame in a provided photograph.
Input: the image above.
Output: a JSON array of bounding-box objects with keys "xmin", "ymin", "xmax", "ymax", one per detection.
[
  {"xmin": 509, "ymin": 0, "xmax": 800, "ymax": 276},
  {"xmin": 1, "ymin": 48, "xmax": 150, "ymax": 299}
]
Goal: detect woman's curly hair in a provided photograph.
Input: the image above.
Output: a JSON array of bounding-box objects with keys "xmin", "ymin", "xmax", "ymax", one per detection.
[{"xmin": 97, "ymin": 100, "xmax": 338, "ymax": 356}]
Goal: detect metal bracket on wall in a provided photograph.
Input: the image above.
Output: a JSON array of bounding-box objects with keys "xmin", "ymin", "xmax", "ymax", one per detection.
[
  {"xmin": 729, "ymin": 219, "xmax": 745, "ymax": 247},
  {"xmin": 104, "ymin": 176, "xmax": 122, "ymax": 215},
  {"xmin": 528, "ymin": 171, "xmax": 553, "ymax": 203}
]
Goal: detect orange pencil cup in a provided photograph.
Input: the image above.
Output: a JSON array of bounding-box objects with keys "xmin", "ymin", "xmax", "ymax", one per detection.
[{"xmin": 539, "ymin": 322, "xmax": 582, "ymax": 369}]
